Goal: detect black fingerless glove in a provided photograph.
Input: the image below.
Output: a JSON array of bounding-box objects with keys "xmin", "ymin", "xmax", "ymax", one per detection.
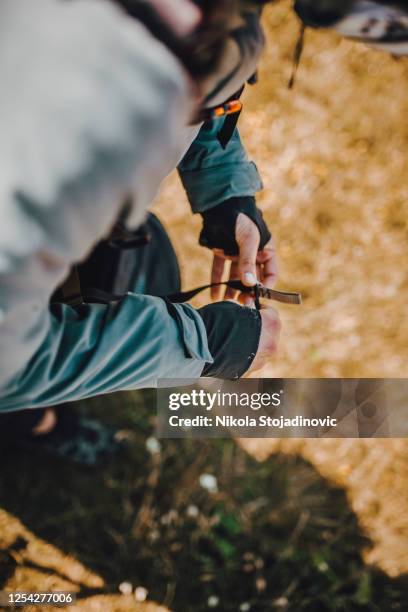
[
  {"xmin": 199, "ymin": 196, "xmax": 271, "ymax": 256},
  {"xmin": 197, "ymin": 301, "xmax": 262, "ymax": 380}
]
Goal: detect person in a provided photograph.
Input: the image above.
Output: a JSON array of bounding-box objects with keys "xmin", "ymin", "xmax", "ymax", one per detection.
[{"xmin": 0, "ymin": 0, "xmax": 281, "ymax": 458}]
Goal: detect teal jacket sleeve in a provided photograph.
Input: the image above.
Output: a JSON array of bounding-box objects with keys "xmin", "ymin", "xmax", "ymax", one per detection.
[
  {"xmin": 178, "ymin": 120, "xmax": 263, "ymax": 213},
  {"xmin": 0, "ymin": 0, "xmax": 211, "ymax": 412},
  {"xmin": 0, "ymin": 296, "xmax": 212, "ymax": 412}
]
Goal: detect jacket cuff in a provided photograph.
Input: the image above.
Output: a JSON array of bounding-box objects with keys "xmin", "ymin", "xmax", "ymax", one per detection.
[
  {"xmin": 179, "ymin": 161, "xmax": 263, "ymax": 213},
  {"xmin": 197, "ymin": 302, "xmax": 261, "ymax": 380}
]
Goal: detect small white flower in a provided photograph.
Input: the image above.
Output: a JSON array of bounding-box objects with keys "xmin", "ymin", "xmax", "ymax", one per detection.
[
  {"xmin": 161, "ymin": 509, "xmax": 178, "ymax": 525},
  {"xmin": 186, "ymin": 504, "xmax": 199, "ymax": 518},
  {"xmin": 256, "ymin": 577, "xmax": 267, "ymax": 592},
  {"xmin": 254, "ymin": 558, "xmax": 264, "ymax": 570},
  {"xmin": 119, "ymin": 582, "xmax": 133, "ymax": 595},
  {"xmin": 199, "ymin": 473, "xmax": 218, "ymax": 493},
  {"xmin": 274, "ymin": 597, "xmax": 289, "ymax": 608},
  {"xmin": 134, "ymin": 587, "xmax": 148, "ymax": 602},
  {"xmin": 149, "ymin": 529, "xmax": 160, "ymax": 542},
  {"xmin": 208, "ymin": 595, "xmax": 219, "ymax": 608},
  {"xmin": 146, "ymin": 436, "xmax": 161, "ymax": 454}
]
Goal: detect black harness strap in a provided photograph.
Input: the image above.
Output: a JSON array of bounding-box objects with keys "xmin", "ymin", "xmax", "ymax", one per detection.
[
  {"xmin": 58, "ymin": 276, "xmax": 302, "ymax": 309},
  {"xmin": 166, "ymin": 280, "xmax": 302, "ymax": 307},
  {"xmin": 59, "ymin": 266, "xmax": 84, "ymax": 307},
  {"xmin": 216, "ymin": 109, "xmax": 242, "ymax": 148},
  {"xmin": 194, "ymin": 85, "xmax": 245, "ymax": 147}
]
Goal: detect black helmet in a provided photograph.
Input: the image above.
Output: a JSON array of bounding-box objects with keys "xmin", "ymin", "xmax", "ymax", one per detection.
[{"xmin": 294, "ymin": 0, "xmax": 355, "ymax": 27}]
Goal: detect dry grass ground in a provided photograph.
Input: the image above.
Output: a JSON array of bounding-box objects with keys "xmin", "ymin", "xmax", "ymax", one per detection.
[
  {"xmin": 1, "ymin": 2, "xmax": 407, "ymax": 610},
  {"xmin": 153, "ymin": 0, "xmax": 408, "ymax": 588},
  {"xmin": 155, "ymin": 1, "xmax": 408, "ymax": 379}
]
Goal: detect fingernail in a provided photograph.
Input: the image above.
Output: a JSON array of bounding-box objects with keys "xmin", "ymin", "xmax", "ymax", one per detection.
[{"xmin": 244, "ymin": 272, "xmax": 257, "ymax": 285}]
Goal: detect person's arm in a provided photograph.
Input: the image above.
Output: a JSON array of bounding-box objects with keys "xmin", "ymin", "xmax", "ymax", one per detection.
[
  {"xmin": 0, "ymin": 1, "xmax": 281, "ymax": 412},
  {"xmin": 178, "ymin": 119, "xmax": 263, "ymax": 213},
  {"xmin": 1, "ymin": 296, "xmax": 214, "ymax": 411},
  {"xmin": 1, "ymin": 291, "xmax": 283, "ymax": 411},
  {"xmin": 178, "ymin": 120, "xmax": 278, "ymax": 302},
  {"xmin": 0, "ymin": 0, "xmax": 205, "ymax": 409}
]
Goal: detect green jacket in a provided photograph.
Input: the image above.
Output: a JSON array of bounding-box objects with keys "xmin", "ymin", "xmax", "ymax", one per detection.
[{"xmin": 0, "ymin": 0, "xmax": 263, "ymax": 411}]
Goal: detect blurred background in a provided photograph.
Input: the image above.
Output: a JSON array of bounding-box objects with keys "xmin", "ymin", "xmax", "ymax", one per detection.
[
  {"xmin": 155, "ymin": 0, "xmax": 408, "ymax": 379},
  {"xmin": 1, "ymin": 2, "xmax": 407, "ymax": 610}
]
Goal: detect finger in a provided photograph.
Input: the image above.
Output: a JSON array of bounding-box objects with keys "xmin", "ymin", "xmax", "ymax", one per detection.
[
  {"xmin": 212, "ymin": 248, "xmax": 227, "ymax": 258},
  {"xmin": 256, "ymin": 236, "xmax": 276, "ymax": 264},
  {"xmin": 260, "ymin": 250, "xmax": 279, "ymax": 288},
  {"xmin": 211, "ymin": 254, "xmax": 225, "ymax": 300},
  {"xmin": 224, "ymin": 261, "xmax": 240, "ymax": 300},
  {"xmin": 257, "ymin": 238, "xmax": 278, "ymax": 288},
  {"xmin": 238, "ymin": 293, "xmax": 255, "ymax": 307},
  {"xmin": 235, "ymin": 213, "xmax": 260, "ymax": 287},
  {"xmin": 262, "ymin": 257, "xmax": 279, "ymax": 288},
  {"xmin": 238, "ymin": 264, "xmax": 260, "ymax": 306},
  {"xmin": 213, "ymin": 248, "xmax": 239, "ymax": 262}
]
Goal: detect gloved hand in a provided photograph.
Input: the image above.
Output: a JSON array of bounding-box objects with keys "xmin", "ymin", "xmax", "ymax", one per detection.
[{"xmin": 199, "ymin": 196, "xmax": 278, "ymax": 304}]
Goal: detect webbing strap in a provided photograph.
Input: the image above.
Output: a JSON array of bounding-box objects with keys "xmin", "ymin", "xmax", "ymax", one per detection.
[
  {"xmin": 59, "ymin": 273, "xmax": 302, "ymax": 309},
  {"xmin": 166, "ymin": 281, "xmax": 302, "ymax": 307},
  {"xmin": 60, "ymin": 266, "xmax": 83, "ymax": 307}
]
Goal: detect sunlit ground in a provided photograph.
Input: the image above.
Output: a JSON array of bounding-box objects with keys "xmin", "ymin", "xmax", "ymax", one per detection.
[
  {"xmin": 154, "ymin": 0, "xmax": 408, "ymax": 590},
  {"xmin": 155, "ymin": 2, "xmax": 408, "ymax": 379},
  {"xmin": 1, "ymin": 3, "xmax": 407, "ymax": 610}
]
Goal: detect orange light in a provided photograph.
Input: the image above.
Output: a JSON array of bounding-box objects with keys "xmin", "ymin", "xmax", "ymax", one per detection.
[
  {"xmin": 227, "ymin": 100, "xmax": 243, "ymax": 114},
  {"xmin": 212, "ymin": 99, "xmax": 243, "ymax": 119},
  {"xmin": 214, "ymin": 107, "xmax": 225, "ymax": 117}
]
